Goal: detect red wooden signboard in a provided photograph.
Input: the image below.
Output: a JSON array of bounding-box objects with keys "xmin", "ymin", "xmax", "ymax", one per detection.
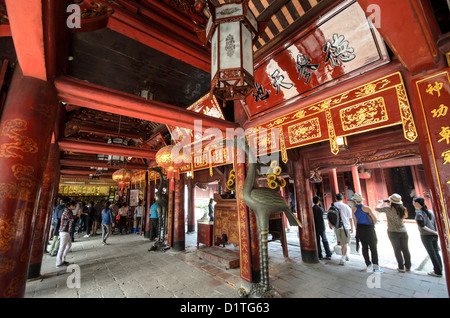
[
  {"xmin": 243, "ymin": 0, "xmax": 389, "ymax": 119},
  {"xmin": 414, "ymin": 69, "xmax": 450, "ymax": 240}
]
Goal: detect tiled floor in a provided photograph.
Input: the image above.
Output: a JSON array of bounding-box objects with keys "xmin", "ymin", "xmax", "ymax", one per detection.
[{"xmin": 25, "ymin": 221, "xmax": 448, "ymax": 299}]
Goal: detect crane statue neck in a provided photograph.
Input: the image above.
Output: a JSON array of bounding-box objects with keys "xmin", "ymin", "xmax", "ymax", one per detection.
[{"xmin": 242, "ymin": 142, "xmax": 257, "ymax": 196}]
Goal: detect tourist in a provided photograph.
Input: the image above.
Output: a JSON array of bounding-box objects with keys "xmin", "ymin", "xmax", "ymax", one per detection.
[
  {"xmin": 118, "ymin": 203, "xmax": 129, "ymax": 234},
  {"xmin": 84, "ymin": 201, "xmax": 95, "ymax": 237},
  {"xmin": 101, "ymin": 203, "xmax": 114, "ymax": 245},
  {"xmin": 352, "ymin": 193, "xmax": 381, "ymax": 272},
  {"xmin": 150, "ymin": 199, "xmax": 160, "ymax": 241},
  {"xmin": 92, "ymin": 199, "xmax": 105, "ymax": 236},
  {"xmin": 330, "ymin": 193, "xmax": 354, "ymax": 265},
  {"xmin": 70, "ymin": 201, "xmax": 82, "ymax": 242},
  {"xmin": 313, "ymin": 196, "xmax": 332, "ymax": 260},
  {"xmin": 376, "ymin": 193, "xmax": 411, "ymax": 272},
  {"xmin": 77, "ymin": 201, "xmax": 87, "ymax": 234},
  {"xmin": 413, "ymin": 197, "xmax": 442, "ymax": 277},
  {"xmin": 56, "ymin": 200, "xmax": 77, "ymax": 267},
  {"xmin": 48, "ymin": 198, "xmax": 68, "ymax": 256},
  {"xmin": 111, "ymin": 201, "xmax": 119, "ymax": 234},
  {"xmin": 135, "ymin": 200, "xmax": 143, "ymax": 234},
  {"xmin": 208, "ymin": 198, "xmax": 214, "ymax": 222}
]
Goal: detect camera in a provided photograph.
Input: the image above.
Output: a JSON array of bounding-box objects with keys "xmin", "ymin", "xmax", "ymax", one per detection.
[{"xmin": 383, "ymin": 199, "xmax": 390, "ymax": 203}]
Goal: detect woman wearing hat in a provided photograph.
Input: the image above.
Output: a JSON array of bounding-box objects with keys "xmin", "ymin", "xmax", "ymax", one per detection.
[
  {"xmin": 352, "ymin": 193, "xmax": 381, "ymax": 272},
  {"xmin": 376, "ymin": 194, "xmax": 411, "ymax": 273},
  {"xmin": 413, "ymin": 197, "xmax": 442, "ymax": 277}
]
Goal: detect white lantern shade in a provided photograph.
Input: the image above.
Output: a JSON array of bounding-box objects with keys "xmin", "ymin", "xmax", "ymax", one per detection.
[
  {"xmin": 211, "ymin": 28, "xmax": 218, "ymax": 81},
  {"xmin": 219, "ymin": 21, "xmax": 241, "ymax": 70},
  {"xmin": 216, "ymin": 2, "xmax": 243, "ymax": 20},
  {"xmin": 207, "ymin": 1, "xmax": 258, "ymax": 101},
  {"xmin": 242, "ymin": 24, "xmax": 253, "ymax": 77}
]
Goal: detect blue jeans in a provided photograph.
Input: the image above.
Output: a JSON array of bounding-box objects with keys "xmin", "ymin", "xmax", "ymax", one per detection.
[
  {"xmin": 421, "ymin": 235, "xmax": 442, "ymax": 275},
  {"xmin": 316, "ymin": 229, "xmax": 332, "ymax": 258}
]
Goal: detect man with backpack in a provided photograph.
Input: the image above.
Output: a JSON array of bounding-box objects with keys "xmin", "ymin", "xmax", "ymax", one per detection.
[{"xmin": 328, "ymin": 193, "xmax": 354, "ymax": 265}]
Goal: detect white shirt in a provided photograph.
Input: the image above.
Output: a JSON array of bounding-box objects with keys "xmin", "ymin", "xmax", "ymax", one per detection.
[
  {"xmin": 334, "ymin": 201, "xmax": 353, "ymax": 229},
  {"xmin": 118, "ymin": 207, "xmax": 128, "ymax": 217},
  {"xmin": 135, "ymin": 206, "xmax": 143, "ymax": 218}
]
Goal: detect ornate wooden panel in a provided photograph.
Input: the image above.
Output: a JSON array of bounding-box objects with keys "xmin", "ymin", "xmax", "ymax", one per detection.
[
  {"xmin": 213, "ymin": 194, "xmax": 239, "ymax": 247},
  {"xmin": 246, "ymin": 72, "xmax": 418, "ymax": 160},
  {"xmin": 243, "ymin": 0, "xmax": 389, "ymax": 119}
]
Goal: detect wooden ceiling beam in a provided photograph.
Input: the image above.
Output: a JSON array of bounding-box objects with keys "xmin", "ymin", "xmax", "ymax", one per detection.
[
  {"xmin": 60, "ymin": 157, "xmax": 148, "ymax": 170},
  {"xmin": 256, "ymin": 0, "xmax": 290, "ymax": 22},
  {"xmin": 60, "ymin": 174, "xmax": 112, "ymax": 180},
  {"xmin": 58, "ymin": 138, "xmax": 157, "ymax": 159},
  {"xmin": 60, "ymin": 168, "xmax": 114, "ymax": 176},
  {"xmin": 357, "ymin": 0, "xmax": 440, "ymax": 73},
  {"xmin": 65, "ymin": 121, "xmax": 147, "ymax": 140},
  {"xmin": 5, "ymin": 0, "xmax": 71, "ymax": 80},
  {"xmin": 104, "ymin": 2, "xmax": 210, "ymax": 72},
  {"xmin": 55, "ymin": 76, "xmax": 240, "ymax": 133},
  {"xmin": 141, "ymin": 0, "xmax": 201, "ymax": 31},
  {"xmin": 254, "ymin": 0, "xmax": 337, "ymax": 61},
  {"xmin": 5, "ymin": 0, "xmax": 48, "ymax": 80}
]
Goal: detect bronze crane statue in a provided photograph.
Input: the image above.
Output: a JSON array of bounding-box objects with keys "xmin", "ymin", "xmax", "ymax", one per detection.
[
  {"xmin": 148, "ymin": 167, "xmax": 170, "ymax": 252},
  {"xmin": 233, "ymin": 137, "xmax": 302, "ymax": 298}
]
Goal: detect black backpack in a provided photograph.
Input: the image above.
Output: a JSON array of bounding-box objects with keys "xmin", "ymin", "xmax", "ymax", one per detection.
[{"xmin": 327, "ymin": 203, "xmax": 343, "ymax": 229}]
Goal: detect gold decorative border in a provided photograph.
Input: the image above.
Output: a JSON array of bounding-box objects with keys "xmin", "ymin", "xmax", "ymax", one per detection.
[
  {"xmin": 287, "ymin": 117, "xmax": 321, "ymax": 144},
  {"xmin": 234, "ymin": 148, "xmax": 252, "ymax": 282},
  {"xmin": 325, "ymin": 110, "xmax": 339, "ymax": 155},
  {"xmin": 340, "ymin": 97, "xmax": 388, "ymax": 131},
  {"xmin": 395, "ymin": 85, "xmax": 418, "ymax": 142},
  {"xmin": 246, "ymin": 72, "xmax": 416, "ymax": 158},
  {"xmin": 414, "ymin": 70, "xmax": 450, "ymax": 246}
]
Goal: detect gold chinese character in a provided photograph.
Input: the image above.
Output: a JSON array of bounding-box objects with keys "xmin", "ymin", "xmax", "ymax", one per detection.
[
  {"xmin": 438, "ymin": 126, "xmax": 450, "ymax": 144},
  {"xmin": 426, "ymin": 81, "xmax": 443, "ymax": 97},
  {"xmin": 431, "ymin": 104, "xmax": 448, "ymax": 118},
  {"xmin": 442, "ymin": 149, "xmax": 450, "ymax": 164}
]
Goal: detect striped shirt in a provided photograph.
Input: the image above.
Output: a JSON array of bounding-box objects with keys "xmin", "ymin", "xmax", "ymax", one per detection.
[{"xmin": 59, "ymin": 208, "xmax": 74, "ymax": 233}]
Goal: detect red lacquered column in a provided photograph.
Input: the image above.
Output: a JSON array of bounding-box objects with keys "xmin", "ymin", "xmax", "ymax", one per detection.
[
  {"xmin": 0, "ymin": 67, "xmax": 57, "ymax": 297},
  {"xmin": 290, "ymin": 152, "xmax": 319, "ymax": 264},
  {"xmin": 172, "ymin": 174, "xmax": 185, "ymax": 251},
  {"xmin": 28, "ymin": 143, "xmax": 60, "ymax": 279}
]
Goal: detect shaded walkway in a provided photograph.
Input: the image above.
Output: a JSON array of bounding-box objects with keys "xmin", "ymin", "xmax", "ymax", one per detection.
[{"xmin": 25, "ymin": 222, "xmax": 448, "ymax": 298}]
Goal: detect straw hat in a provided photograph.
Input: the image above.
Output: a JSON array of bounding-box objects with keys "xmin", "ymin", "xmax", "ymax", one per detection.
[
  {"xmin": 352, "ymin": 193, "xmax": 364, "ymax": 202},
  {"xmin": 389, "ymin": 193, "xmax": 403, "ymax": 205}
]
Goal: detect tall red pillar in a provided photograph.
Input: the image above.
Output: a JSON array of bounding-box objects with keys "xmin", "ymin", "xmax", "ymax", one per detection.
[
  {"xmin": 186, "ymin": 176, "xmax": 195, "ymax": 233},
  {"xmin": 28, "ymin": 143, "xmax": 60, "ymax": 279},
  {"xmin": 172, "ymin": 174, "xmax": 185, "ymax": 251},
  {"xmin": 167, "ymin": 183, "xmax": 174, "ymax": 247},
  {"xmin": 144, "ymin": 177, "xmax": 155, "ymax": 238},
  {"xmin": 289, "ymin": 151, "xmax": 319, "ymax": 264},
  {"xmin": 351, "ymin": 165, "xmax": 362, "ymax": 194},
  {"xmin": 0, "ymin": 66, "xmax": 58, "ymax": 297},
  {"xmin": 329, "ymin": 168, "xmax": 339, "ymax": 199}
]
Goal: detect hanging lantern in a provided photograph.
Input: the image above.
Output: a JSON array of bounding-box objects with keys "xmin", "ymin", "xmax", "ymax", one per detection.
[
  {"xmin": 206, "ymin": 0, "xmax": 258, "ymax": 101},
  {"xmin": 112, "ymin": 168, "xmax": 132, "ymax": 194},
  {"xmin": 155, "ymin": 145, "xmax": 189, "ymax": 191}
]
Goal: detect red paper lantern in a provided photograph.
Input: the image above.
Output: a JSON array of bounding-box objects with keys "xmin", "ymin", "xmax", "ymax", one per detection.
[
  {"xmin": 112, "ymin": 168, "xmax": 132, "ymax": 193},
  {"xmin": 155, "ymin": 145, "xmax": 188, "ymax": 190}
]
